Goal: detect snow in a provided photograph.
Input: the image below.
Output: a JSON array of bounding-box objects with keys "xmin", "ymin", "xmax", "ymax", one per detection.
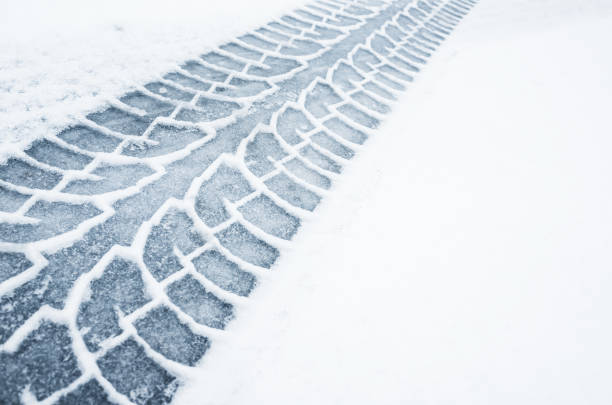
[
  {"xmin": 1, "ymin": 0, "xmax": 611, "ymax": 403},
  {"xmin": 173, "ymin": 0, "xmax": 612, "ymax": 404},
  {"xmin": 0, "ymin": 0, "xmax": 305, "ymax": 163}
]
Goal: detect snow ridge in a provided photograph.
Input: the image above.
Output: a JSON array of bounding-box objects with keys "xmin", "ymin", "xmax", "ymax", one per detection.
[{"xmin": 0, "ymin": 0, "xmax": 477, "ymax": 403}]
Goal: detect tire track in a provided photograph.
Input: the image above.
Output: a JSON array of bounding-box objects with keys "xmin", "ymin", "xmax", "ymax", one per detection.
[{"xmin": 0, "ymin": 0, "xmax": 477, "ymax": 403}]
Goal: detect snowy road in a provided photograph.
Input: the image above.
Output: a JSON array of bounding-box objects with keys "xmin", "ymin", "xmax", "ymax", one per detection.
[
  {"xmin": 0, "ymin": 0, "xmax": 477, "ymax": 403},
  {"xmin": 173, "ymin": 1, "xmax": 612, "ymax": 403}
]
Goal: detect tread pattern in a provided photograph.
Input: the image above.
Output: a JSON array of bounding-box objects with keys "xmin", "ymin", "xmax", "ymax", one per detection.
[{"xmin": 0, "ymin": 0, "xmax": 477, "ymax": 403}]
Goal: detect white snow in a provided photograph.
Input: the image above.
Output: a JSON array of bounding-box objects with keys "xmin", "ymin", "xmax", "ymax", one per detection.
[
  {"xmin": 173, "ymin": 0, "xmax": 612, "ymax": 404},
  {"xmin": 0, "ymin": 0, "xmax": 304, "ymax": 163},
  {"xmin": 2, "ymin": 0, "xmax": 612, "ymax": 403}
]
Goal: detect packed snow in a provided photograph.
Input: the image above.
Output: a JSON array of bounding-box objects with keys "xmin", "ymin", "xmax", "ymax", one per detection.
[
  {"xmin": 173, "ymin": 0, "xmax": 612, "ymax": 404},
  {"xmin": 1, "ymin": 0, "xmax": 611, "ymax": 404}
]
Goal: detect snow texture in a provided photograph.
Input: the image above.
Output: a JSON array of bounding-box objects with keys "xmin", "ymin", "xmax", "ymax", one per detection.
[
  {"xmin": 174, "ymin": 0, "xmax": 612, "ymax": 403},
  {"xmin": 0, "ymin": 0, "xmax": 478, "ymax": 403}
]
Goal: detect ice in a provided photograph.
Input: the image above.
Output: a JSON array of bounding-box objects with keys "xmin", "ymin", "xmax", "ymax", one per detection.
[
  {"xmin": 338, "ymin": 104, "xmax": 380, "ymax": 129},
  {"xmin": 134, "ymin": 306, "xmax": 210, "ymax": 365},
  {"xmin": 305, "ymin": 5, "xmax": 332, "ymax": 16},
  {"xmin": 346, "ymin": 5, "xmax": 373, "ymax": 16},
  {"xmin": 145, "ymin": 81, "xmax": 195, "ymax": 102},
  {"xmin": 0, "ymin": 252, "xmax": 32, "ymax": 283},
  {"xmin": 0, "ymin": 200, "xmax": 102, "ymax": 243},
  {"xmin": 87, "ymin": 107, "xmax": 152, "ymax": 136},
  {"xmin": 323, "ymin": 117, "xmax": 368, "ymax": 144},
  {"xmin": 408, "ymin": 6, "xmax": 427, "ymax": 20},
  {"xmin": 190, "ymin": 249, "xmax": 256, "ymax": 296},
  {"xmin": 440, "ymin": 6, "xmax": 461, "ymax": 20},
  {"xmin": 238, "ymin": 194, "xmax": 301, "ymax": 239},
  {"xmin": 0, "ymin": 184, "xmax": 30, "ymax": 213},
  {"xmin": 166, "ymin": 274, "xmax": 234, "ymax": 328},
  {"xmin": 77, "ymin": 258, "xmax": 151, "ymax": 351},
  {"xmin": 175, "ymin": 104, "xmax": 238, "ymax": 123},
  {"xmin": 325, "ymin": 14, "xmax": 360, "ymax": 27},
  {"xmin": 11, "ymin": 132, "xmax": 245, "ymax": 323},
  {"xmin": 57, "ymin": 125, "xmax": 122, "ymax": 153},
  {"xmin": 245, "ymin": 132, "xmax": 289, "ymax": 177},
  {"xmin": 374, "ymin": 72, "xmax": 405, "ymax": 90},
  {"xmin": 238, "ymin": 34, "xmax": 277, "ymax": 51},
  {"xmin": 385, "ymin": 24, "xmax": 407, "ymax": 42},
  {"xmin": 268, "ymin": 22, "xmax": 301, "ymax": 35},
  {"xmin": 371, "ymin": 34, "xmax": 395, "ymax": 56},
  {"xmin": 39, "ymin": 226, "xmax": 119, "ymax": 307},
  {"xmin": 264, "ymin": 172, "xmax": 321, "ymax": 211},
  {"xmin": 214, "ymin": 77, "xmax": 272, "ymax": 98},
  {"xmin": 0, "ymin": 322, "xmax": 81, "ymax": 402},
  {"xmin": 310, "ymin": 131, "xmax": 355, "ymax": 159},
  {"xmin": 304, "ymin": 25, "xmax": 343, "ymax": 41},
  {"xmin": 305, "ymin": 82, "xmax": 342, "ymax": 118},
  {"xmin": 180, "ymin": 60, "xmax": 228, "ymax": 82},
  {"xmin": 195, "ymin": 165, "xmax": 254, "ymax": 227},
  {"xmin": 332, "ymin": 62, "xmax": 365, "ymax": 92},
  {"xmin": 0, "ymin": 158, "xmax": 62, "ymax": 190},
  {"xmin": 220, "ymin": 42, "xmax": 264, "ymax": 61},
  {"xmin": 417, "ymin": 27, "xmax": 443, "ymax": 44},
  {"xmin": 277, "ymin": 107, "xmax": 314, "ymax": 145},
  {"xmin": 295, "ymin": 9, "xmax": 323, "ymax": 22},
  {"xmin": 144, "ymin": 209, "xmax": 205, "ymax": 281},
  {"xmin": 417, "ymin": 0, "xmax": 433, "ymax": 13},
  {"xmin": 119, "ymin": 91, "xmax": 175, "ymax": 118},
  {"xmin": 299, "ymin": 144, "xmax": 342, "ymax": 173},
  {"xmin": 195, "ymin": 97, "xmax": 241, "ymax": 115},
  {"xmin": 390, "ymin": 55, "xmax": 421, "ymax": 73},
  {"xmin": 396, "ymin": 47, "xmax": 427, "ymax": 64},
  {"xmin": 247, "ymin": 56, "xmax": 301, "ymax": 77},
  {"xmin": 58, "ymin": 380, "xmax": 114, "ymax": 405},
  {"xmin": 432, "ymin": 12, "xmax": 454, "ymax": 25},
  {"xmin": 216, "ymin": 223, "xmax": 279, "ymax": 268},
  {"xmin": 426, "ymin": 21, "xmax": 450, "ymax": 35},
  {"xmin": 432, "ymin": 16, "xmax": 453, "ymax": 30},
  {"xmin": 397, "ymin": 14, "xmax": 418, "ymax": 30},
  {"xmin": 442, "ymin": 7, "xmax": 462, "ymax": 20},
  {"xmin": 281, "ymin": 15, "xmax": 312, "ymax": 30},
  {"xmin": 256, "ymin": 27, "xmax": 291, "ymax": 42},
  {"xmin": 284, "ymin": 158, "xmax": 332, "ymax": 189},
  {"xmin": 407, "ymin": 36, "xmax": 436, "ymax": 52},
  {"xmin": 317, "ymin": 1, "xmax": 341, "ymax": 11},
  {"xmin": 63, "ymin": 163, "xmax": 154, "ymax": 195},
  {"xmin": 201, "ymin": 52, "xmax": 246, "ymax": 72},
  {"xmin": 25, "ymin": 139, "xmax": 92, "ymax": 170},
  {"xmin": 403, "ymin": 42, "xmax": 431, "ymax": 57},
  {"xmin": 122, "ymin": 125, "xmax": 205, "ymax": 157},
  {"xmin": 97, "ymin": 338, "xmax": 176, "ymax": 405},
  {"xmin": 280, "ymin": 39, "xmax": 323, "ymax": 56},
  {"xmin": 163, "ymin": 72, "xmax": 212, "ymax": 92},
  {"xmin": 352, "ymin": 47, "xmax": 381, "ymax": 72},
  {"xmin": 379, "ymin": 64, "xmax": 414, "ymax": 82},
  {"xmin": 177, "ymin": 98, "xmax": 238, "ymax": 122},
  {"xmin": 351, "ymin": 91, "xmax": 391, "ymax": 114},
  {"xmin": 0, "ymin": 278, "xmax": 44, "ymax": 344},
  {"xmin": 108, "ymin": 178, "xmax": 195, "ymax": 247}
]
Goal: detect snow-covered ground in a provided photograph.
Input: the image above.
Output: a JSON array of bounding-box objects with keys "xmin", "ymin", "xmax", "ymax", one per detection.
[
  {"xmin": 0, "ymin": 0, "xmax": 303, "ymax": 162},
  {"xmin": 1, "ymin": 0, "xmax": 611, "ymax": 403},
  {"xmin": 173, "ymin": 0, "xmax": 612, "ymax": 403}
]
